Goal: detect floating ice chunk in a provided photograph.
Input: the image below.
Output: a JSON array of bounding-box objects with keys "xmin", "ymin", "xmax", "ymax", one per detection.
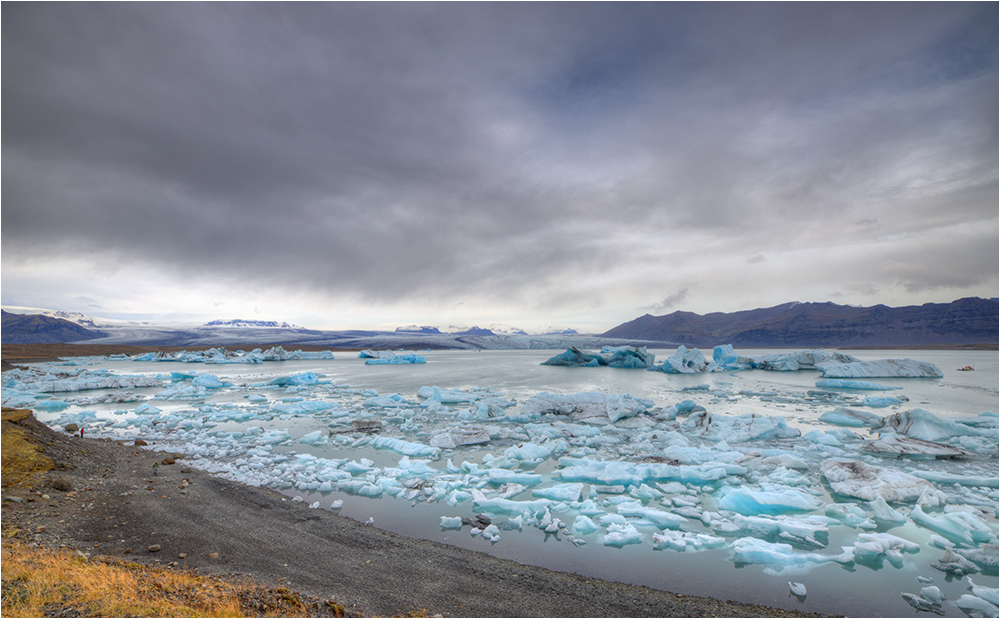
[
  {"xmin": 519, "ymin": 392, "xmax": 652, "ymax": 425},
  {"xmin": 487, "ymin": 469, "xmax": 543, "ymax": 487},
  {"xmin": 365, "ymin": 354, "xmax": 425, "ymax": 365},
  {"xmin": 532, "ymin": 483, "xmax": 584, "ymax": 502},
  {"xmin": 711, "ymin": 514, "xmax": 829, "ymax": 548},
  {"xmin": 729, "ymin": 537, "xmax": 854, "ymax": 573},
  {"xmin": 901, "ymin": 593, "xmax": 941, "ymax": 612},
  {"xmin": 572, "ymin": 515, "xmax": 599, "ymax": 535},
  {"xmin": 912, "ymin": 470, "xmax": 999, "ymax": 487},
  {"xmin": 788, "ymin": 582, "xmax": 807, "ymax": 597},
  {"xmin": 713, "ymin": 344, "xmax": 751, "ymax": 371},
  {"xmin": 957, "ymin": 544, "xmax": 999, "ymax": 570},
  {"xmin": 682, "ymin": 412, "xmax": 800, "ymax": 442},
  {"xmin": 558, "ymin": 457, "xmax": 741, "ymax": 487},
  {"xmin": 653, "ymin": 530, "xmax": 727, "ymax": 552},
  {"xmin": 803, "ymin": 430, "xmax": 843, "ymax": 447},
  {"xmin": 750, "ymin": 350, "xmax": 860, "ymax": 372},
  {"xmin": 860, "ymin": 435, "xmax": 972, "ymax": 458},
  {"xmin": 603, "ymin": 346, "xmax": 656, "ymax": 369},
  {"xmin": 933, "ymin": 547, "xmax": 983, "ymax": 576},
  {"xmin": 429, "ymin": 426, "xmax": 491, "ymax": 449},
  {"xmin": 967, "ymin": 577, "xmax": 1000, "ymax": 607},
  {"xmin": 851, "ymin": 532, "xmax": 920, "ymax": 568},
  {"xmin": 330, "ymin": 500, "xmax": 343, "ymax": 509},
  {"xmin": 267, "ymin": 372, "xmax": 327, "ymax": 386},
  {"xmin": 616, "ymin": 501, "xmax": 687, "ymax": 530},
  {"xmin": 911, "ymin": 505, "xmax": 994, "ymax": 547},
  {"xmin": 825, "ymin": 503, "xmax": 875, "ymax": 529},
  {"xmin": 868, "ymin": 497, "xmax": 908, "ymax": 526},
  {"xmin": 272, "ymin": 401, "xmax": 335, "ymax": 416},
  {"xmin": 920, "ymin": 586, "xmax": 945, "ymax": 604},
  {"xmin": 820, "ymin": 358, "xmax": 943, "ymax": 378},
  {"xmin": 819, "ymin": 407, "xmax": 883, "ymax": 428},
  {"xmin": 815, "ymin": 379, "xmax": 898, "ymax": 391},
  {"xmin": 652, "ymin": 346, "xmax": 718, "ymax": 374},
  {"xmin": 862, "ymin": 396, "xmax": 904, "ymax": 408},
  {"xmin": 542, "ymin": 346, "xmax": 655, "ymax": 369},
  {"xmin": 954, "ymin": 594, "xmax": 998, "ymax": 617},
  {"xmin": 363, "ymin": 393, "xmax": 417, "ymax": 408},
  {"xmin": 875, "ymin": 409, "xmax": 993, "ymax": 442},
  {"xmin": 603, "ymin": 522, "xmax": 643, "ymax": 547},
  {"xmin": 716, "ymin": 486, "xmax": 824, "ymax": 516},
  {"xmin": 298, "ymin": 430, "xmax": 328, "ymax": 445},
  {"xmin": 821, "ymin": 459, "xmax": 943, "ymax": 503},
  {"xmin": 482, "ymin": 524, "xmax": 501, "ymax": 542},
  {"xmin": 369, "ymin": 436, "xmax": 440, "ymax": 457},
  {"xmin": 192, "ymin": 374, "xmax": 227, "ymax": 389},
  {"xmin": 541, "ymin": 347, "xmax": 605, "ymax": 367},
  {"xmin": 761, "ymin": 454, "xmax": 809, "ymax": 470}
]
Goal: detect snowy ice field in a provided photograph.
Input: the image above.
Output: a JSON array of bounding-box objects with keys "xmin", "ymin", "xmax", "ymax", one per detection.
[{"xmin": 3, "ymin": 346, "xmax": 998, "ymax": 618}]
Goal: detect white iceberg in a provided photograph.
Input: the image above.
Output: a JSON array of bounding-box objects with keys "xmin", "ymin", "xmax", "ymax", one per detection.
[
  {"xmin": 821, "ymin": 459, "xmax": 944, "ymax": 503},
  {"xmin": 820, "ymin": 359, "xmax": 943, "ymax": 378}
]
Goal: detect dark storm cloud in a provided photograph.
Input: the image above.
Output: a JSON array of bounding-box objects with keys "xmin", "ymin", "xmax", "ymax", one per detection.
[{"xmin": 2, "ymin": 3, "xmax": 997, "ymax": 320}]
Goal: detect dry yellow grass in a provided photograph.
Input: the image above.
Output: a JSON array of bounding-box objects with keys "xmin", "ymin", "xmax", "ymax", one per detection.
[
  {"xmin": 0, "ymin": 542, "xmax": 332, "ymax": 618},
  {"xmin": 1, "ymin": 408, "xmax": 54, "ymax": 488}
]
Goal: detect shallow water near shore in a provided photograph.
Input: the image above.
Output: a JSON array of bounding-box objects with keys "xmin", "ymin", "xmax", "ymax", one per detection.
[{"xmin": 11, "ymin": 348, "xmax": 999, "ymax": 618}]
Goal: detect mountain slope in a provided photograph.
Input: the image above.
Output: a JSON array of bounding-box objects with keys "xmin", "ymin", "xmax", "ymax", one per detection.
[
  {"xmin": 1, "ymin": 311, "xmax": 106, "ymax": 344},
  {"xmin": 602, "ymin": 298, "xmax": 999, "ymax": 347}
]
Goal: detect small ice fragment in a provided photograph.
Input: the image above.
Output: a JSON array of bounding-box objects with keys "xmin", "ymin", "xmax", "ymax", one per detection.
[
  {"xmin": 788, "ymin": 582, "xmax": 807, "ymax": 598},
  {"xmin": 330, "ymin": 500, "xmax": 343, "ymax": 509},
  {"xmin": 440, "ymin": 516, "xmax": 463, "ymax": 530}
]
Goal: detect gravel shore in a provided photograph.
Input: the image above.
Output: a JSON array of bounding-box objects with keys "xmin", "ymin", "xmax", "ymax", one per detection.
[{"xmin": 0, "ymin": 409, "xmax": 831, "ymax": 618}]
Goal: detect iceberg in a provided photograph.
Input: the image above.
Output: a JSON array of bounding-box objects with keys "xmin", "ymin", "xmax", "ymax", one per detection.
[
  {"xmin": 681, "ymin": 412, "xmax": 801, "ymax": 442},
  {"xmin": 860, "ymin": 435, "xmax": 972, "ymax": 458},
  {"xmin": 428, "ymin": 426, "xmax": 491, "ymax": 449},
  {"xmin": 365, "ymin": 353, "xmax": 426, "ymax": 365},
  {"xmin": 819, "ymin": 407, "xmax": 883, "ymax": 428},
  {"xmin": 653, "ymin": 530, "xmax": 727, "ymax": 552},
  {"xmin": 715, "ymin": 486, "xmax": 824, "ymax": 516},
  {"xmin": 820, "ymin": 359, "xmax": 944, "ymax": 378},
  {"xmin": 603, "ymin": 522, "xmax": 643, "ymax": 547},
  {"xmin": 541, "ymin": 346, "xmax": 655, "ymax": 369},
  {"xmin": 729, "ymin": 537, "xmax": 854, "ymax": 572},
  {"xmin": 815, "ymin": 379, "xmax": 898, "ymax": 390},
  {"xmin": 519, "ymin": 392, "xmax": 652, "ymax": 425},
  {"xmin": 750, "ymin": 350, "xmax": 860, "ymax": 372},
  {"xmin": 911, "ymin": 505, "xmax": 995, "ymax": 547},
  {"xmin": 821, "ymin": 459, "xmax": 944, "ymax": 503},
  {"xmin": 874, "ymin": 409, "xmax": 993, "ymax": 442},
  {"xmin": 651, "ymin": 346, "xmax": 718, "ymax": 374}
]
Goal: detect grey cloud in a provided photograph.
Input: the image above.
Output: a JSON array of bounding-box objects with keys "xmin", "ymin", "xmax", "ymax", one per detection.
[{"xmin": 2, "ymin": 3, "xmax": 996, "ymax": 319}]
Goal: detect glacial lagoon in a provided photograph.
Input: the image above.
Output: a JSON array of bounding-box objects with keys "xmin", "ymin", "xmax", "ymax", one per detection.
[{"xmin": 4, "ymin": 347, "xmax": 997, "ymax": 617}]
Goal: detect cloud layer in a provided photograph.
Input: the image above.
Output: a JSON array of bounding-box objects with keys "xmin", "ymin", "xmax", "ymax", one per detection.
[{"xmin": 3, "ymin": 3, "xmax": 997, "ymax": 330}]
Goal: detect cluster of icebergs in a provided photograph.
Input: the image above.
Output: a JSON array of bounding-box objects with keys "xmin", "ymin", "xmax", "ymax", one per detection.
[
  {"xmin": 3, "ymin": 348, "xmax": 997, "ymax": 617},
  {"xmin": 544, "ymin": 345, "xmax": 946, "ymax": 378}
]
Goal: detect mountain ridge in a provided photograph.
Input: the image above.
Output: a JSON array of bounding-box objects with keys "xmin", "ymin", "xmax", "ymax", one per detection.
[{"xmin": 602, "ymin": 297, "xmax": 999, "ymax": 347}]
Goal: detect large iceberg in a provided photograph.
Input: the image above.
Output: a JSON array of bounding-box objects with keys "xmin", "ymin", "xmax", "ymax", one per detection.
[
  {"xmin": 541, "ymin": 346, "xmax": 655, "ymax": 369},
  {"xmin": 820, "ymin": 359, "xmax": 944, "ymax": 378},
  {"xmin": 650, "ymin": 346, "xmax": 718, "ymax": 374},
  {"xmin": 518, "ymin": 392, "xmax": 653, "ymax": 424},
  {"xmin": 681, "ymin": 412, "xmax": 801, "ymax": 442},
  {"xmin": 821, "ymin": 459, "xmax": 944, "ymax": 504}
]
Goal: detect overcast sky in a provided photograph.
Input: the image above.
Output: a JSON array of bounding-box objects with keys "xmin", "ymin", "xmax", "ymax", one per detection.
[{"xmin": 3, "ymin": 3, "xmax": 997, "ymax": 332}]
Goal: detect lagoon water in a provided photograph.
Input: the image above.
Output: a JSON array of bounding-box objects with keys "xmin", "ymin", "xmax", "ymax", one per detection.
[{"xmin": 15, "ymin": 348, "xmax": 1000, "ymax": 617}]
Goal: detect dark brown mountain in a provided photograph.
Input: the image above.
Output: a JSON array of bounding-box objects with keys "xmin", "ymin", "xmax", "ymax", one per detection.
[
  {"xmin": 602, "ymin": 297, "xmax": 999, "ymax": 347},
  {"xmin": 1, "ymin": 310, "xmax": 105, "ymax": 344}
]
